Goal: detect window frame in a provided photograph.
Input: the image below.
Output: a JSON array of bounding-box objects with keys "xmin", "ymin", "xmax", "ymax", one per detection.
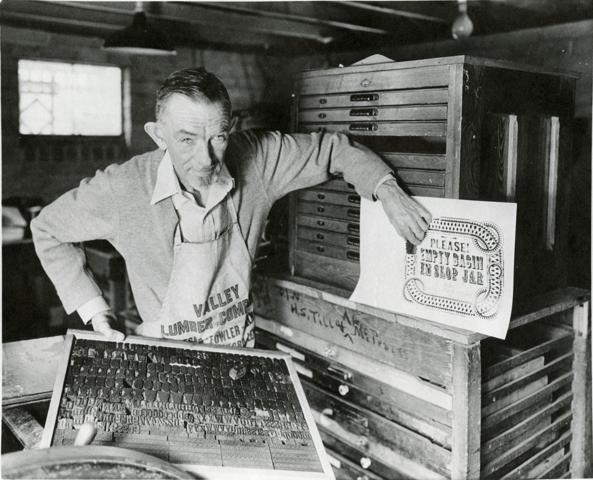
[{"xmin": 17, "ymin": 57, "xmax": 127, "ymax": 139}]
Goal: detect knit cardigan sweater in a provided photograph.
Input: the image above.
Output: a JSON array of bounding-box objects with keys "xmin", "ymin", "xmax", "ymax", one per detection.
[{"xmin": 31, "ymin": 130, "xmax": 391, "ymax": 325}]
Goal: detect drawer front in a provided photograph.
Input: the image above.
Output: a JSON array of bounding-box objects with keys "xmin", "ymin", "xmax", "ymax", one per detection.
[
  {"xmin": 320, "ymin": 429, "xmax": 418, "ymax": 480},
  {"xmin": 294, "ymin": 250, "xmax": 360, "ymax": 291},
  {"xmin": 300, "ymin": 121, "xmax": 447, "ymax": 137},
  {"xmin": 381, "ymin": 153, "xmax": 447, "ymax": 170},
  {"xmin": 299, "ymin": 105, "xmax": 447, "ymax": 124},
  {"xmin": 318, "ymin": 178, "xmax": 356, "ymax": 193},
  {"xmin": 303, "ymin": 380, "xmax": 451, "ymax": 478},
  {"xmin": 299, "ymin": 87, "xmax": 449, "ymax": 110},
  {"xmin": 298, "ymin": 227, "xmax": 360, "ymax": 249},
  {"xmin": 298, "ymin": 201, "xmax": 360, "ymax": 222},
  {"xmin": 327, "ymin": 447, "xmax": 385, "ymax": 480},
  {"xmin": 298, "ymin": 190, "xmax": 361, "ymax": 207},
  {"xmin": 295, "ymin": 65, "xmax": 450, "ymax": 96},
  {"xmin": 255, "ymin": 328, "xmax": 452, "ymax": 444},
  {"xmin": 297, "ymin": 215, "xmax": 360, "ymax": 236},
  {"xmin": 297, "ymin": 239, "xmax": 360, "ymax": 262}
]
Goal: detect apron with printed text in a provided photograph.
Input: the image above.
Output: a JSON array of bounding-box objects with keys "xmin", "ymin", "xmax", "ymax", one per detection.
[{"xmin": 136, "ymin": 194, "xmax": 255, "ymax": 347}]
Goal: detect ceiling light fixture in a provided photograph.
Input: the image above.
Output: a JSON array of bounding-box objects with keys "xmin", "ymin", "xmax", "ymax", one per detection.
[
  {"xmin": 451, "ymin": 0, "xmax": 474, "ymax": 40},
  {"xmin": 103, "ymin": 1, "xmax": 176, "ymax": 56}
]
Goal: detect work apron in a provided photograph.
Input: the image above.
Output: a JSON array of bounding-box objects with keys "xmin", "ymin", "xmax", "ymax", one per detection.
[{"xmin": 136, "ymin": 194, "xmax": 255, "ymax": 347}]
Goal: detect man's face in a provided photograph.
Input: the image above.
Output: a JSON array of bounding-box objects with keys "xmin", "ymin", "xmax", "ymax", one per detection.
[{"xmin": 157, "ymin": 94, "xmax": 231, "ymax": 191}]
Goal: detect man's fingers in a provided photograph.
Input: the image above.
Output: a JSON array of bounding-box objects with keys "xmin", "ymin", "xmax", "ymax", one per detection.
[
  {"xmin": 408, "ymin": 220, "xmax": 426, "ymax": 244},
  {"xmin": 105, "ymin": 328, "xmax": 125, "ymax": 342},
  {"xmin": 92, "ymin": 315, "xmax": 125, "ymax": 341}
]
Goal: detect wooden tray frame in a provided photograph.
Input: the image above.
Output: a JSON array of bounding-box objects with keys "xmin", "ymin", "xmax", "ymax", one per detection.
[{"xmin": 40, "ymin": 329, "xmax": 335, "ymax": 480}]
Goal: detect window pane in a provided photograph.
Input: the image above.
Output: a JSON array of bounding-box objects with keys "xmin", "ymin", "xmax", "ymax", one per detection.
[{"xmin": 18, "ymin": 60, "xmax": 122, "ymax": 136}]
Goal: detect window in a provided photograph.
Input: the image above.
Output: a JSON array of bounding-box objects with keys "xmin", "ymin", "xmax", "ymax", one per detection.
[{"xmin": 18, "ymin": 60, "xmax": 122, "ymax": 136}]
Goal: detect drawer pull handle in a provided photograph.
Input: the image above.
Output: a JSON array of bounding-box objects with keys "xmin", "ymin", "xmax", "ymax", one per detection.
[
  {"xmin": 349, "ymin": 123, "xmax": 378, "ymax": 132},
  {"xmin": 319, "ymin": 98, "xmax": 327, "ymax": 104},
  {"xmin": 338, "ymin": 384, "xmax": 350, "ymax": 396},
  {"xmin": 316, "ymin": 233, "xmax": 325, "ymax": 240},
  {"xmin": 348, "ymin": 195, "xmax": 360, "ymax": 205},
  {"xmin": 350, "ymin": 108, "xmax": 377, "ymax": 117},
  {"xmin": 360, "ymin": 78, "xmax": 371, "ymax": 87},
  {"xmin": 318, "ymin": 113, "xmax": 326, "ymax": 119},
  {"xmin": 347, "ymin": 251, "xmax": 359, "ymax": 261},
  {"xmin": 327, "ymin": 365, "xmax": 353, "ymax": 380},
  {"xmin": 316, "ymin": 246, "xmax": 325, "ymax": 253},
  {"xmin": 347, "ymin": 223, "xmax": 359, "ymax": 234},
  {"xmin": 347, "ymin": 237, "xmax": 359, "ymax": 246},
  {"xmin": 360, "ymin": 457, "xmax": 372, "ymax": 470},
  {"xmin": 317, "ymin": 220, "xmax": 326, "ymax": 226},
  {"xmin": 317, "ymin": 193, "xmax": 326, "ymax": 200},
  {"xmin": 347, "ymin": 208, "xmax": 359, "ymax": 218},
  {"xmin": 317, "ymin": 206, "xmax": 325, "ymax": 213},
  {"xmin": 350, "ymin": 93, "xmax": 379, "ymax": 102}
]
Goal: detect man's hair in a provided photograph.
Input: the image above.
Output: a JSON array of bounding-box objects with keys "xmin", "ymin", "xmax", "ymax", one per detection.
[{"xmin": 155, "ymin": 67, "xmax": 231, "ymax": 120}]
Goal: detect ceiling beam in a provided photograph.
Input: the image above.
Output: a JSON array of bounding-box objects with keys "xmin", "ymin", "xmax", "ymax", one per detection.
[
  {"xmin": 188, "ymin": 1, "xmax": 392, "ymax": 35},
  {"xmin": 336, "ymin": 1, "xmax": 450, "ymax": 24},
  {"xmin": 7, "ymin": 0, "xmax": 336, "ymax": 44}
]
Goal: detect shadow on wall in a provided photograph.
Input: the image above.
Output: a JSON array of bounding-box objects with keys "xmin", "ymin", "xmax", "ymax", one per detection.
[{"xmin": 567, "ymin": 118, "xmax": 591, "ymax": 289}]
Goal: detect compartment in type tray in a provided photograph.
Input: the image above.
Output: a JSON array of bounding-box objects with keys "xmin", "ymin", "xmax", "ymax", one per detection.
[{"xmin": 480, "ymin": 317, "xmax": 574, "ymax": 480}]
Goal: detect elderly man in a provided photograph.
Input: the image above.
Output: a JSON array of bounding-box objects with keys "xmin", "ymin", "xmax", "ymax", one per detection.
[{"xmin": 32, "ymin": 67, "xmax": 431, "ymax": 347}]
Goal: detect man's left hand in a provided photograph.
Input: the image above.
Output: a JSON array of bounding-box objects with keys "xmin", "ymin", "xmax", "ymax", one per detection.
[{"xmin": 376, "ymin": 178, "xmax": 432, "ymax": 245}]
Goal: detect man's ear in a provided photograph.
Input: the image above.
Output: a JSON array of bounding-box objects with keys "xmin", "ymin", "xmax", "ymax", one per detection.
[{"xmin": 144, "ymin": 122, "xmax": 167, "ymax": 150}]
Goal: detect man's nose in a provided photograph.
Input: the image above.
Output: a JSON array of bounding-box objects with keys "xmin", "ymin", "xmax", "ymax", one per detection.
[{"xmin": 192, "ymin": 141, "xmax": 215, "ymax": 166}]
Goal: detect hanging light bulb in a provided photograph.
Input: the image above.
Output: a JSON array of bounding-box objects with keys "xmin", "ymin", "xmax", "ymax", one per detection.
[
  {"xmin": 451, "ymin": 0, "xmax": 474, "ymax": 40},
  {"xmin": 103, "ymin": 1, "xmax": 176, "ymax": 56}
]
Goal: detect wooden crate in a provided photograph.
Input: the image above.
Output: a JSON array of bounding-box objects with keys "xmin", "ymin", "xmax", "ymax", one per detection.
[
  {"xmin": 252, "ymin": 272, "xmax": 591, "ymax": 479},
  {"xmin": 289, "ymin": 56, "xmax": 576, "ymax": 298}
]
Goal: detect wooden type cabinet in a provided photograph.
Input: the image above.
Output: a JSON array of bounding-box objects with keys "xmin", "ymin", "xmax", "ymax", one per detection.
[
  {"xmin": 289, "ymin": 55, "xmax": 576, "ymax": 299},
  {"xmin": 252, "ymin": 273, "xmax": 591, "ymax": 480}
]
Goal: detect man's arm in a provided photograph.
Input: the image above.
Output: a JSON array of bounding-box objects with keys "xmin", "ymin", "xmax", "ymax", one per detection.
[
  {"xmin": 31, "ymin": 166, "xmax": 125, "ymax": 337},
  {"xmin": 237, "ymin": 130, "xmax": 431, "ymax": 244}
]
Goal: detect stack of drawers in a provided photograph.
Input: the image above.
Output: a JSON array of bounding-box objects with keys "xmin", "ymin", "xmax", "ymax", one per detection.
[
  {"xmin": 289, "ymin": 55, "xmax": 576, "ymax": 297},
  {"xmin": 252, "ymin": 273, "xmax": 591, "ymax": 479}
]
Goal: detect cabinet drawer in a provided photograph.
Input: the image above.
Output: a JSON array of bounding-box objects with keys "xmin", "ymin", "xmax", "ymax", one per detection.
[
  {"xmin": 255, "ymin": 328, "xmax": 452, "ymax": 444},
  {"xmin": 300, "ymin": 121, "xmax": 447, "ymax": 137},
  {"xmin": 320, "ymin": 430, "xmax": 402, "ymax": 480},
  {"xmin": 299, "ymin": 105, "xmax": 447, "ymax": 124},
  {"xmin": 297, "ymin": 239, "xmax": 359, "ymax": 261},
  {"xmin": 298, "ymin": 190, "xmax": 360, "ymax": 207},
  {"xmin": 299, "ymin": 87, "xmax": 449, "ymax": 110},
  {"xmin": 298, "ymin": 227, "xmax": 359, "ymax": 249},
  {"xmin": 319, "ymin": 178, "xmax": 356, "ymax": 192},
  {"xmin": 326, "ymin": 448, "xmax": 385, "ymax": 480},
  {"xmin": 303, "ymin": 380, "xmax": 451, "ymax": 478},
  {"xmin": 297, "ymin": 214, "xmax": 360, "ymax": 235},
  {"xmin": 295, "ymin": 65, "xmax": 450, "ymax": 95},
  {"xmin": 297, "ymin": 201, "xmax": 360, "ymax": 222},
  {"xmin": 294, "ymin": 250, "xmax": 360, "ymax": 291},
  {"xmin": 381, "ymin": 152, "xmax": 447, "ymax": 170}
]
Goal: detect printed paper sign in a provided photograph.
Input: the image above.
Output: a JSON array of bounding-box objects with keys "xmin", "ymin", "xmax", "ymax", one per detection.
[{"xmin": 350, "ymin": 197, "xmax": 517, "ymax": 339}]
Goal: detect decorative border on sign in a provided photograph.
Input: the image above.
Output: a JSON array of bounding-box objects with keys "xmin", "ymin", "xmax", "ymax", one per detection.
[{"xmin": 403, "ymin": 218, "xmax": 503, "ymax": 319}]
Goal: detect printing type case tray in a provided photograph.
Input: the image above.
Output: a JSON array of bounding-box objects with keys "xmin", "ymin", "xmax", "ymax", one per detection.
[{"xmin": 41, "ymin": 329, "xmax": 334, "ymax": 480}]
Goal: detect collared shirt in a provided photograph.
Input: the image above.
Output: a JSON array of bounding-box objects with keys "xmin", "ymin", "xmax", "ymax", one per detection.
[
  {"xmin": 150, "ymin": 151, "xmax": 235, "ymax": 243},
  {"xmin": 79, "ymin": 151, "xmax": 235, "ymax": 322},
  {"xmin": 35, "ymin": 130, "xmax": 394, "ymax": 326}
]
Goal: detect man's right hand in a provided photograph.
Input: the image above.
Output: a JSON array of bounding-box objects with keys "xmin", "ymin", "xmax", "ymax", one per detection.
[{"xmin": 91, "ymin": 311, "xmax": 125, "ymax": 341}]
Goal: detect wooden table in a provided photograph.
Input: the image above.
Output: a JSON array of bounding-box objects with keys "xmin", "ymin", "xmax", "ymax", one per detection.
[{"xmin": 2, "ymin": 335, "xmax": 65, "ymax": 449}]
